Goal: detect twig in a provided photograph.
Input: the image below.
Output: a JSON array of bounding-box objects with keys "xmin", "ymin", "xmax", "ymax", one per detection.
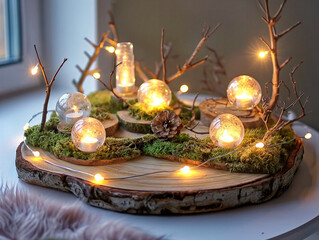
[
  {"xmin": 108, "ymin": 10, "xmax": 119, "ymax": 42},
  {"xmin": 166, "ymin": 23, "xmax": 221, "ymax": 84},
  {"xmin": 155, "ymin": 41, "xmax": 172, "ymax": 78},
  {"xmin": 73, "ymin": 32, "xmax": 109, "ymax": 93},
  {"xmin": 258, "ymin": 0, "xmax": 301, "ymax": 111},
  {"xmin": 262, "ymin": 62, "xmax": 309, "ymax": 140},
  {"xmin": 161, "ymin": 28, "xmax": 167, "ymax": 82},
  {"xmin": 34, "ymin": 45, "xmax": 67, "ymax": 131},
  {"xmin": 95, "ymin": 59, "xmax": 133, "ymax": 107}
]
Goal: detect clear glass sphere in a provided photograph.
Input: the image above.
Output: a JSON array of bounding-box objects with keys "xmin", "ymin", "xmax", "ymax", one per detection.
[
  {"xmin": 227, "ymin": 75, "xmax": 262, "ymax": 110},
  {"xmin": 209, "ymin": 114, "xmax": 245, "ymax": 149},
  {"xmin": 56, "ymin": 92, "xmax": 91, "ymax": 125},
  {"xmin": 137, "ymin": 79, "xmax": 172, "ymax": 108},
  {"xmin": 71, "ymin": 117, "xmax": 106, "ymax": 153}
]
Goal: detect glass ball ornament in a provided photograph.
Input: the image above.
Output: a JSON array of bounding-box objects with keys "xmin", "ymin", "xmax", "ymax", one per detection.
[
  {"xmin": 71, "ymin": 117, "xmax": 106, "ymax": 153},
  {"xmin": 209, "ymin": 114, "xmax": 245, "ymax": 149},
  {"xmin": 137, "ymin": 79, "xmax": 172, "ymax": 109},
  {"xmin": 227, "ymin": 75, "xmax": 262, "ymax": 110},
  {"xmin": 56, "ymin": 92, "xmax": 91, "ymax": 125}
]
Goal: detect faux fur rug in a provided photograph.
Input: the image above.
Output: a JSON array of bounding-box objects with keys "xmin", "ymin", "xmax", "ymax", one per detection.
[{"xmin": 0, "ymin": 185, "xmax": 163, "ymax": 240}]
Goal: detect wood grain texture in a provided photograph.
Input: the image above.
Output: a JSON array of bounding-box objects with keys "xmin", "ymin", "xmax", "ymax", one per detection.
[
  {"xmin": 199, "ymin": 98, "xmax": 264, "ymax": 128},
  {"xmin": 57, "ymin": 114, "xmax": 119, "ymax": 136},
  {"xmin": 16, "ymin": 138, "xmax": 303, "ymax": 215}
]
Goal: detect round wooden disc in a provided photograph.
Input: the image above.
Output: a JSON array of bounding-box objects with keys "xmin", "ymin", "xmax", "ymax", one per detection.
[
  {"xmin": 57, "ymin": 114, "xmax": 119, "ymax": 136},
  {"xmin": 199, "ymin": 98, "xmax": 264, "ymax": 128},
  {"xmin": 16, "ymin": 136, "xmax": 303, "ymax": 215}
]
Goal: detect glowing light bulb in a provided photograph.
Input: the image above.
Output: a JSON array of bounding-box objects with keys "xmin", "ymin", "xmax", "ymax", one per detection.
[
  {"xmin": 180, "ymin": 166, "xmax": 190, "ymax": 175},
  {"xmin": 138, "ymin": 79, "xmax": 172, "ymax": 110},
  {"xmin": 258, "ymin": 51, "xmax": 268, "ymax": 58},
  {"xmin": 255, "ymin": 142, "xmax": 265, "ymax": 148},
  {"xmin": 209, "ymin": 114, "xmax": 245, "ymax": 149},
  {"xmin": 227, "ymin": 75, "xmax": 262, "ymax": 110},
  {"xmin": 115, "ymin": 42, "xmax": 136, "ymax": 94},
  {"xmin": 305, "ymin": 133, "xmax": 312, "ymax": 139},
  {"xmin": 180, "ymin": 84, "xmax": 189, "ymax": 93},
  {"xmin": 94, "ymin": 173, "xmax": 104, "ymax": 182},
  {"xmin": 105, "ymin": 46, "xmax": 115, "ymax": 53},
  {"xmin": 24, "ymin": 123, "xmax": 30, "ymax": 131},
  {"xmin": 31, "ymin": 64, "xmax": 39, "ymax": 75},
  {"xmin": 33, "ymin": 151, "xmax": 40, "ymax": 157},
  {"xmin": 71, "ymin": 117, "xmax": 106, "ymax": 153},
  {"xmin": 93, "ymin": 72, "xmax": 101, "ymax": 79},
  {"xmin": 219, "ymin": 130, "xmax": 234, "ymax": 143}
]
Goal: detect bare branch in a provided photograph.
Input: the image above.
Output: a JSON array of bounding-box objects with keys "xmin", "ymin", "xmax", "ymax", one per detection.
[
  {"xmin": 155, "ymin": 42, "xmax": 172, "ymax": 78},
  {"xmin": 166, "ymin": 23, "xmax": 220, "ymax": 84},
  {"xmin": 73, "ymin": 32, "xmax": 109, "ymax": 93},
  {"xmin": 258, "ymin": 36, "xmax": 272, "ymax": 51},
  {"xmin": 135, "ymin": 61, "xmax": 149, "ymax": 82},
  {"xmin": 108, "ymin": 10, "xmax": 119, "ymax": 42},
  {"xmin": 84, "ymin": 37, "xmax": 97, "ymax": 48},
  {"xmin": 273, "ymin": 0, "xmax": 287, "ymax": 21},
  {"xmin": 34, "ymin": 45, "xmax": 67, "ymax": 132},
  {"xmin": 280, "ymin": 57, "xmax": 292, "ymax": 69},
  {"xmin": 277, "ymin": 21, "xmax": 301, "ymax": 39},
  {"xmin": 144, "ymin": 66, "xmax": 157, "ymax": 79},
  {"xmin": 161, "ymin": 28, "xmax": 167, "ymax": 82}
]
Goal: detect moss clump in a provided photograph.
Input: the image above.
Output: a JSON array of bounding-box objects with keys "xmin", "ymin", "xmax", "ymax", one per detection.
[
  {"xmin": 90, "ymin": 106, "xmax": 110, "ymax": 121},
  {"xmin": 24, "ymin": 112, "xmax": 296, "ymax": 174},
  {"xmin": 24, "ymin": 119, "xmax": 156, "ymax": 161},
  {"xmin": 128, "ymin": 102, "xmax": 173, "ymax": 121},
  {"xmin": 142, "ymin": 127, "xmax": 296, "ymax": 174},
  {"xmin": 88, "ymin": 90, "xmax": 127, "ymax": 114}
]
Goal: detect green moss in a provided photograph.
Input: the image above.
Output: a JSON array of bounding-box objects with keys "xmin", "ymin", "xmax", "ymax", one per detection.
[
  {"xmin": 87, "ymin": 90, "xmax": 126, "ymax": 114},
  {"xmin": 128, "ymin": 102, "xmax": 173, "ymax": 121},
  {"xmin": 25, "ymin": 113, "xmax": 296, "ymax": 174}
]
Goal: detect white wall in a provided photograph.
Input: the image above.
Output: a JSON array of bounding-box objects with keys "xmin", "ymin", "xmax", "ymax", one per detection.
[{"xmin": 42, "ymin": 0, "xmax": 99, "ymax": 94}]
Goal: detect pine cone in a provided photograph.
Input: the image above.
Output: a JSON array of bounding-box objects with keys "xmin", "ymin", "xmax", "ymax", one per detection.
[{"xmin": 151, "ymin": 110, "xmax": 183, "ymax": 139}]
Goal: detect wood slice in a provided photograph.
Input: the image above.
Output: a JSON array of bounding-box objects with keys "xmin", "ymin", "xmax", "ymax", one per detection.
[
  {"xmin": 16, "ymin": 138, "xmax": 303, "ymax": 215},
  {"xmin": 117, "ymin": 110, "xmax": 152, "ymax": 134},
  {"xmin": 57, "ymin": 114, "xmax": 119, "ymax": 136},
  {"xmin": 199, "ymin": 98, "xmax": 264, "ymax": 128}
]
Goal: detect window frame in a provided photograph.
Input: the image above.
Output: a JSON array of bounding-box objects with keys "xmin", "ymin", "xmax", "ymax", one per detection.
[{"xmin": 0, "ymin": 0, "xmax": 42, "ymax": 96}]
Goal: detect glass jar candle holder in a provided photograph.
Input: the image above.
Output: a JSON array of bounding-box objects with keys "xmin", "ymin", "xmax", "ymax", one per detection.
[
  {"xmin": 56, "ymin": 92, "xmax": 91, "ymax": 125},
  {"xmin": 209, "ymin": 114, "xmax": 245, "ymax": 149},
  {"xmin": 137, "ymin": 79, "xmax": 172, "ymax": 109},
  {"xmin": 115, "ymin": 42, "xmax": 136, "ymax": 94},
  {"xmin": 227, "ymin": 75, "xmax": 262, "ymax": 110},
  {"xmin": 71, "ymin": 117, "xmax": 106, "ymax": 153}
]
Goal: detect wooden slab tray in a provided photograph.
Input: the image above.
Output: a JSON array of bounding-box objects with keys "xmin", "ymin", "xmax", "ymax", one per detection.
[{"xmin": 15, "ymin": 137, "xmax": 303, "ymax": 215}]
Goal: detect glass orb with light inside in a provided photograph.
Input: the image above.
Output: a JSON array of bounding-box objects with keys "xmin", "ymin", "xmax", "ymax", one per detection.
[
  {"xmin": 137, "ymin": 79, "xmax": 172, "ymax": 109},
  {"xmin": 209, "ymin": 114, "xmax": 245, "ymax": 149},
  {"xmin": 227, "ymin": 75, "xmax": 262, "ymax": 110},
  {"xmin": 71, "ymin": 117, "xmax": 106, "ymax": 153},
  {"xmin": 56, "ymin": 92, "xmax": 91, "ymax": 125}
]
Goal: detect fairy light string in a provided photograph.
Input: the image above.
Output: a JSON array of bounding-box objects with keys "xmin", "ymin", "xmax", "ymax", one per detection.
[{"xmin": 23, "ymin": 110, "xmax": 311, "ymax": 183}]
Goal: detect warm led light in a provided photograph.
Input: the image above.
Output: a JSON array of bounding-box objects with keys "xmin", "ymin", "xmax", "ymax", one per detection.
[
  {"xmin": 94, "ymin": 173, "xmax": 104, "ymax": 182},
  {"xmin": 24, "ymin": 123, "xmax": 30, "ymax": 131},
  {"xmin": 305, "ymin": 133, "xmax": 312, "ymax": 139},
  {"xmin": 180, "ymin": 84, "xmax": 189, "ymax": 93},
  {"xmin": 180, "ymin": 166, "xmax": 190, "ymax": 175},
  {"xmin": 105, "ymin": 46, "xmax": 115, "ymax": 53},
  {"xmin": 71, "ymin": 117, "xmax": 106, "ymax": 153},
  {"xmin": 209, "ymin": 114, "xmax": 245, "ymax": 149},
  {"xmin": 116, "ymin": 42, "xmax": 136, "ymax": 94},
  {"xmin": 93, "ymin": 72, "xmax": 101, "ymax": 79},
  {"xmin": 31, "ymin": 64, "xmax": 39, "ymax": 75},
  {"xmin": 138, "ymin": 79, "xmax": 172, "ymax": 109},
  {"xmin": 258, "ymin": 51, "xmax": 268, "ymax": 58},
  {"xmin": 255, "ymin": 142, "xmax": 265, "ymax": 148},
  {"xmin": 33, "ymin": 151, "xmax": 40, "ymax": 157},
  {"xmin": 227, "ymin": 75, "xmax": 262, "ymax": 110},
  {"xmin": 219, "ymin": 130, "xmax": 234, "ymax": 143}
]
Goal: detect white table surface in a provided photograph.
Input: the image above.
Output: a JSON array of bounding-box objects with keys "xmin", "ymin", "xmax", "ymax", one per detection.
[{"xmin": 0, "ymin": 89, "xmax": 318, "ymax": 240}]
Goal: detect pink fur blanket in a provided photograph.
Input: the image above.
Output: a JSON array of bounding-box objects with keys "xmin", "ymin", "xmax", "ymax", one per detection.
[{"xmin": 0, "ymin": 185, "xmax": 163, "ymax": 240}]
